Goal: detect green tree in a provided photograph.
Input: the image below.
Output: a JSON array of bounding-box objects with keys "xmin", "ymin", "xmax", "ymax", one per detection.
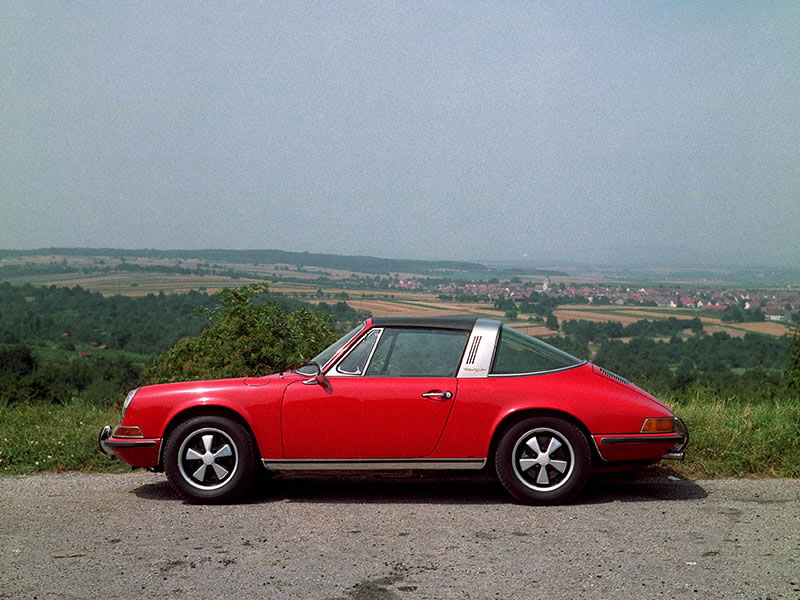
[
  {"xmin": 0, "ymin": 344, "xmax": 37, "ymax": 377},
  {"xmin": 148, "ymin": 284, "xmax": 338, "ymax": 383},
  {"xmin": 784, "ymin": 326, "xmax": 800, "ymax": 397}
]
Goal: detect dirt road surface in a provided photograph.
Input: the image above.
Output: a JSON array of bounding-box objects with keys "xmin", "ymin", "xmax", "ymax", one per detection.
[{"xmin": 1, "ymin": 471, "xmax": 798, "ymax": 599}]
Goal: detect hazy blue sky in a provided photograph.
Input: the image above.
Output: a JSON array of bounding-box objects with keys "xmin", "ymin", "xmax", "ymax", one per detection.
[{"xmin": 2, "ymin": 2, "xmax": 798, "ymax": 266}]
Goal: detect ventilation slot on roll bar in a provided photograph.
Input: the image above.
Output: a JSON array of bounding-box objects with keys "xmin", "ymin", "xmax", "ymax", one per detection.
[{"xmin": 466, "ymin": 336, "xmax": 482, "ymax": 365}]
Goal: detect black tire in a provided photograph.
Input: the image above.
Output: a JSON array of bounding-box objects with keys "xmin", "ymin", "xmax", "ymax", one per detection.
[
  {"xmin": 164, "ymin": 415, "xmax": 257, "ymax": 503},
  {"xmin": 495, "ymin": 416, "xmax": 591, "ymax": 505}
]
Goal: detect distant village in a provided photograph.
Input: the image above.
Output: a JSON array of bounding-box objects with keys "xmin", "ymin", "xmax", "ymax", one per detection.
[{"xmin": 389, "ymin": 275, "xmax": 800, "ymax": 322}]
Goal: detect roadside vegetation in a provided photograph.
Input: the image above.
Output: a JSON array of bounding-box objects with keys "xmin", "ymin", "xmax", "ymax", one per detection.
[
  {"xmin": 1, "ymin": 282, "xmax": 798, "ymax": 480},
  {"xmin": 667, "ymin": 391, "xmax": 799, "ymax": 479}
]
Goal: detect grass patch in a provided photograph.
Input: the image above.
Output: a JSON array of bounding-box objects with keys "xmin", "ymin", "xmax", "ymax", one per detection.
[
  {"xmin": 0, "ymin": 399, "xmax": 129, "ymax": 474},
  {"xmin": 665, "ymin": 391, "xmax": 800, "ymax": 479},
  {"xmin": 1, "ymin": 391, "xmax": 798, "ymax": 479}
]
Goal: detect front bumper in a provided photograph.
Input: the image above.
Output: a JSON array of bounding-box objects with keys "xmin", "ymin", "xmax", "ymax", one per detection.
[{"xmin": 98, "ymin": 425, "xmax": 161, "ymax": 467}]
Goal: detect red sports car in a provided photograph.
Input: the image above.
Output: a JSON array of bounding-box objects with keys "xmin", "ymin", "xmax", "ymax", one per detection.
[{"xmin": 99, "ymin": 317, "xmax": 688, "ymax": 504}]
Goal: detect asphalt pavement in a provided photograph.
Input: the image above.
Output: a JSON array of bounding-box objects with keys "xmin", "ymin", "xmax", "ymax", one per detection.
[{"xmin": 0, "ymin": 471, "xmax": 798, "ymax": 599}]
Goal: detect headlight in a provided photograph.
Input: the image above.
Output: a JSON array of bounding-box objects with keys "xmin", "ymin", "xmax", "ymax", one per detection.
[{"xmin": 122, "ymin": 387, "xmax": 140, "ymax": 419}]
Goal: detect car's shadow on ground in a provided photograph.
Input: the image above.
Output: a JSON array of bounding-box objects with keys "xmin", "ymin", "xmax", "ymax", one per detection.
[{"xmin": 132, "ymin": 468, "xmax": 708, "ymax": 506}]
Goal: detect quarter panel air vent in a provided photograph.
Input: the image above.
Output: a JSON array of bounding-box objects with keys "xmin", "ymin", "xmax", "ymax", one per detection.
[{"xmin": 594, "ymin": 365, "xmax": 630, "ymax": 386}]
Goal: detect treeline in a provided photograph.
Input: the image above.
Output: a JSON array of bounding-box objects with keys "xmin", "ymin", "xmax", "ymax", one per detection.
[
  {"xmin": 548, "ymin": 329, "xmax": 790, "ymax": 397},
  {"xmin": 0, "ymin": 261, "xmax": 251, "ymax": 280},
  {"xmin": 562, "ymin": 317, "xmax": 703, "ymax": 340},
  {"xmin": 0, "ymin": 283, "xmax": 216, "ymax": 354},
  {"xmin": 0, "ymin": 343, "xmax": 144, "ymax": 405},
  {"xmin": 0, "ymin": 282, "xmax": 368, "ymax": 405},
  {"xmin": 0, "ymin": 282, "xmax": 367, "ymax": 355},
  {"xmin": 0, "ymin": 247, "xmax": 487, "ymax": 275},
  {"xmin": 720, "ymin": 306, "xmax": 765, "ymax": 323},
  {"xmin": 493, "ymin": 291, "xmax": 589, "ymax": 322}
]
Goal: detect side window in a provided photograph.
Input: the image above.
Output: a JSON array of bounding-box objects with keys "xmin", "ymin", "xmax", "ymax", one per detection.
[
  {"xmin": 490, "ymin": 326, "xmax": 582, "ymax": 375},
  {"xmin": 364, "ymin": 328, "xmax": 468, "ymax": 377},
  {"xmin": 335, "ymin": 329, "xmax": 380, "ymax": 375}
]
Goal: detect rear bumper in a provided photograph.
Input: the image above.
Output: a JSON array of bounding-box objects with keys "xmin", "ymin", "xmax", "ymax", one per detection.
[
  {"xmin": 594, "ymin": 418, "xmax": 689, "ymax": 462},
  {"xmin": 98, "ymin": 425, "xmax": 161, "ymax": 467}
]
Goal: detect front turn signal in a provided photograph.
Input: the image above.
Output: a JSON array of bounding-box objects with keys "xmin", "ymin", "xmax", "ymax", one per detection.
[
  {"xmin": 640, "ymin": 417, "xmax": 676, "ymax": 433},
  {"xmin": 112, "ymin": 425, "xmax": 144, "ymax": 438}
]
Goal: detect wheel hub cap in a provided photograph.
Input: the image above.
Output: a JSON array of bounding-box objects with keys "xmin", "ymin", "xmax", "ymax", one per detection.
[
  {"xmin": 178, "ymin": 428, "xmax": 238, "ymax": 491},
  {"xmin": 512, "ymin": 428, "xmax": 575, "ymax": 492}
]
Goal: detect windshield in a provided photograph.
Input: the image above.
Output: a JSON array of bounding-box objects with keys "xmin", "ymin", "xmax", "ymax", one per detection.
[
  {"xmin": 295, "ymin": 322, "xmax": 366, "ymax": 375},
  {"xmin": 491, "ymin": 326, "xmax": 584, "ymax": 375}
]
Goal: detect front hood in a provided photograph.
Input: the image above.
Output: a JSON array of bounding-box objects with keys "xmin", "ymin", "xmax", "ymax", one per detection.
[
  {"xmin": 126, "ymin": 374, "xmax": 290, "ymax": 439},
  {"xmin": 139, "ymin": 377, "xmax": 250, "ymax": 397},
  {"xmin": 139, "ymin": 372, "xmax": 301, "ymax": 395}
]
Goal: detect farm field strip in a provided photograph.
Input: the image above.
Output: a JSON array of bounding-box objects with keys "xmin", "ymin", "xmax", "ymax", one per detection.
[
  {"xmin": 552, "ymin": 305, "xmax": 789, "ymax": 337},
  {"xmin": 716, "ymin": 321, "xmax": 789, "ymax": 336},
  {"xmin": 343, "ymin": 299, "xmax": 468, "ymax": 316},
  {"xmin": 508, "ymin": 324, "xmax": 558, "ymax": 337},
  {"xmin": 2, "ymin": 274, "xmax": 263, "ymax": 296},
  {"xmin": 704, "ymin": 325, "xmax": 746, "ymax": 338},
  {"xmin": 554, "ymin": 309, "xmax": 644, "ymax": 325},
  {"xmin": 3, "ymin": 267, "xmax": 790, "ymax": 337}
]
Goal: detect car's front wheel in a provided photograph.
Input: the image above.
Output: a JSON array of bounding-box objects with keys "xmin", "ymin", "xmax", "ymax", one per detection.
[
  {"xmin": 495, "ymin": 416, "xmax": 591, "ymax": 505},
  {"xmin": 164, "ymin": 415, "xmax": 257, "ymax": 503}
]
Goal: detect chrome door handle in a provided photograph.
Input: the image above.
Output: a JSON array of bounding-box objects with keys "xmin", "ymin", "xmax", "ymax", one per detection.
[{"xmin": 421, "ymin": 390, "xmax": 452, "ymax": 400}]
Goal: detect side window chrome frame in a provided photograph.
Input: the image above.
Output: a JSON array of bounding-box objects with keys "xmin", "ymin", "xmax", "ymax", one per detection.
[{"xmin": 329, "ymin": 328, "xmax": 384, "ymax": 378}]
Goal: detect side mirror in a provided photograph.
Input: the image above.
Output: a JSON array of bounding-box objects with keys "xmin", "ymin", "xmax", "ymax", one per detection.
[{"xmin": 297, "ymin": 361, "xmax": 327, "ymax": 386}]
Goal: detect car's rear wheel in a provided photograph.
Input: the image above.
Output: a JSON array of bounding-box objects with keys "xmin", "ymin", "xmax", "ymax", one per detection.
[
  {"xmin": 164, "ymin": 415, "xmax": 256, "ymax": 503},
  {"xmin": 495, "ymin": 416, "xmax": 591, "ymax": 505}
]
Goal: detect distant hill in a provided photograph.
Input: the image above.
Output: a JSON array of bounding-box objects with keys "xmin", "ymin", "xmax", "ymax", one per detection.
[{"xmin": 0, "ymin": 247, "xmax": 488, "ymax": 276}]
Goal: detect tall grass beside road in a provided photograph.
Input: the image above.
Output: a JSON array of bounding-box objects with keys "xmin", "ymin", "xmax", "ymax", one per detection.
[
  {"xmin": 0, "ymin": 399, "xmax": 127, "ymax": 474},
  {"xmin": 1, "ymin": 390, "xmax": 798, "ymax": 479},
  {"xmin": 666, "ymin": 389, "xmax": 800, "ymax": 479}
]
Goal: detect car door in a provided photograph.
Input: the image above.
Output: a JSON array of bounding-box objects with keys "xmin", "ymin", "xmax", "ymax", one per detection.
[{"xmin": 281, "ymin": 327, "xmax": 468, "ymax": 459}]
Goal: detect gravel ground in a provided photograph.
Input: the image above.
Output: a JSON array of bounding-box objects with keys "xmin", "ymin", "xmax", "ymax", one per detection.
[{"xmin": 0, "ymin": 471, "xmax": 798, "ymax": 600}]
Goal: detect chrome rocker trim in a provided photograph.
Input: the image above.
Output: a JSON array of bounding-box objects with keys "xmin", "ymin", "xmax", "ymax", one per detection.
[{"xmin": 262, "ymin": 458, "xmax": 487, "ymax": 471}]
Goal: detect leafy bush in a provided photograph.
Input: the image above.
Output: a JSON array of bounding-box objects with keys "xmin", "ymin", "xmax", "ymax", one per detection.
[
  {"xmin": 784, "ymin": 325, "xmax": 800, "ymax": 397},
  {"xmin": 148, "ymin": 284, "xmax": 338, "ymax": 382}
]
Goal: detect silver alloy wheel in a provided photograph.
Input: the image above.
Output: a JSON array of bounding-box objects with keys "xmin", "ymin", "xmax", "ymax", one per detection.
[
  {"xmin": 177, "ymin": 427, "xmax": 239, "ymax": 491},
  {"xmin": 511, "ymin": 427, "xmax": 575, "ymax": 492}
]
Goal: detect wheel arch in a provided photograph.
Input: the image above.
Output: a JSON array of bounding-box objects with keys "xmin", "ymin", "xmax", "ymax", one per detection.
[
  {"xmin": 487, "ymin": 408, "xmax": 603, "ymax": 468},
  {"xmin": 158, "ymin": 404, "xmax": 260, "ymax": 470}
]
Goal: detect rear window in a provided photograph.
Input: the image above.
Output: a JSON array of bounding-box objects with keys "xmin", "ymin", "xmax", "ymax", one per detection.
[{"xmin": 490, "ymin": 326, "xmax": 583, "ymax": 375}]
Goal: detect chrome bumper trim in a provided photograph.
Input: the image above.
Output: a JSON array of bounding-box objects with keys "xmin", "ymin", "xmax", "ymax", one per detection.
[
  {"xmin": 599, "ymin": 434, "xmax": 686, "ymax": 445},
  {"xmin": 98, "ymin": 425, "xmax": 158, "ymax": 455},
  {"xmin": 104, "ymin": 439, "xmax": 159, "ymax": 449},
  {"xmin": 671, "ymin": 417, "xmax": 689, "ymax": 453},
  {"xmin": 98, "ymin": 425, "xmax": 114, "ymax": 456},
  {"xmin": 262, "ymin": 458, "xmax": 487, "ymax": 471},
  {"xmin": 662, "ymin": 452, "xmax": 685, "ymax": 460}
]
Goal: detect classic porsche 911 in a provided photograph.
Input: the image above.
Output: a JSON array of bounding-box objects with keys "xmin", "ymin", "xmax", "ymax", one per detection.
[{"xmin": 99, "ymin": 317, "xmax": 688, "ymax": 504}]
